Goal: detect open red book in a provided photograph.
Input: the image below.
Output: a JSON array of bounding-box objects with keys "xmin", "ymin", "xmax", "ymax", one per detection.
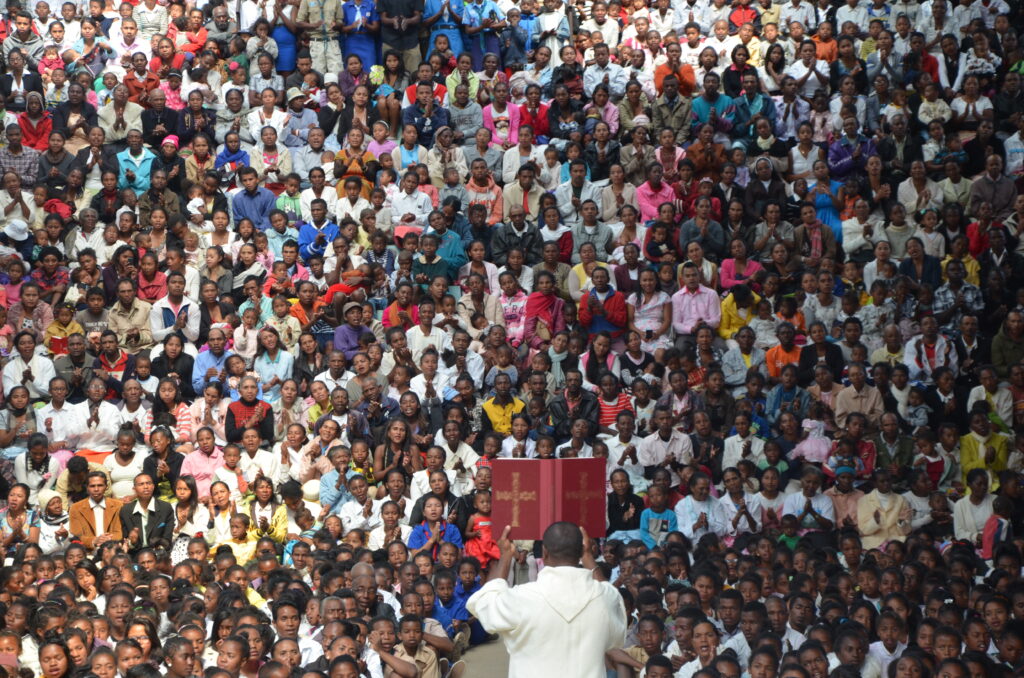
[{"xmin": 491, "ymin": 458, "xmax": 607, "ymax": 540}]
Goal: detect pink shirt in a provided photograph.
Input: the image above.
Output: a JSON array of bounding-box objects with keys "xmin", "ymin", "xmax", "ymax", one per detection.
[
  {"xmin": 180, "ymin": 447, "xmax": 224, "ymax": 499},
  {"xmin": 719, "ymin": 258, "xmax": 764, "ymax": 290},
  {"xmin": 671, "ymin": 284, "xmax": 722, "ymax": 335},
  {"xmin": 635, "ymin": 181, "xmax": 676, "ymax": 223}
]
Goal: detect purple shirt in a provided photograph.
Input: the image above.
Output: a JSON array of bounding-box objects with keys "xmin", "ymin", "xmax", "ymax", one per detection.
[{"xmin": 333, "ymin": 323, "xmax": 365, "ymax": 360}]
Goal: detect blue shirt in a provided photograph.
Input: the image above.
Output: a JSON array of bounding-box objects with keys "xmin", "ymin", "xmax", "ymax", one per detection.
[
  {"xmin": 266, "ymin": 226, "xmax": 300, "ymax": 259},
  {"xmin": 298, "ymin": 220, "xmax": 341, "ymax": 262},
  {"xmin": 319, "ymin": 468, "xmax": 357, "ymax": 512},
  {"xmin": 408, "ymin": 520, "xmax": 464, "ymax": 556},
  {"xmin": 254, "ymin": 349, "xmax": 294, "ymax": 402},
  {"xmin": 191, "ymin": 348, "xmax": 235, "ymax": 396},
  {"xmin": 116, "ymin": 147, "xmax": 157, "ymax": 195},
  {"xmin": 431, "ymin": 596, "xmax": 469, "ymax": 637},
  {"xmin": 639, "ymin": 507, "xmax": 678, "ymax": 548},
  {"xmin": 233, "ymin": 187, "xmax": 278, "ymax": 231},
  {"xmin": 282, "ymin": 107, "xmax": 319, "ymax": 147},
  {"xmin": 342, "ymin": 0, "xmax": 380, "ymax": 33},
  {"xmin": 426, "ymin": 227, "xmax": 468, "ymax": 279},
  {"xmin": 238, "ymin": 296, "xmax": 275, "ymax": 325}
]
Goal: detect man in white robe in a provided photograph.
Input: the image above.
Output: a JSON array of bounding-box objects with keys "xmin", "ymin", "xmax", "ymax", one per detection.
[{"xmin": 467, "ymin": 522, "xmax": 627, "ymax": 678}]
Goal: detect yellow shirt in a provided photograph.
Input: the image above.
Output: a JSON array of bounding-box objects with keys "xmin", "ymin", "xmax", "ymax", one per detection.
[
  {"xmin": 225, "ymin": 537, "xmax": 258, "ymax": 565},
  {"xmin": 719, "ymin": 291, "xmax": 761, "ymax": 340},
  {"xmin": 481, "ymin": 397, "xmax": 526, "ymax": 435}
]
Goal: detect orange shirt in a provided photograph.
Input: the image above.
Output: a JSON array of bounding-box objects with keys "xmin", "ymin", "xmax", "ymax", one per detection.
[
  {"xmin": 766, "ymin": 344, "xmax": 802, "ymax": 379},
  {"xmin": 653, "ymin": 62, "xmax": 698, "ymax": 98},
  {"xmin": 813, "ymin": 36, "xmax": 838, "ymax": 63}
]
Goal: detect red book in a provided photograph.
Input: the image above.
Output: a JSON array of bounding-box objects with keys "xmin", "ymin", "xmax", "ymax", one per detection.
[{"xmin": 491, "ymin": 458, "xmax": 607, "ymax": 540}]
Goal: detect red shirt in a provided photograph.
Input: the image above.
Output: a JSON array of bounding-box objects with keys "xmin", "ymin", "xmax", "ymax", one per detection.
[{"xmin": 518, "ymin": 102, "xmax": 550, "ymax": 138}]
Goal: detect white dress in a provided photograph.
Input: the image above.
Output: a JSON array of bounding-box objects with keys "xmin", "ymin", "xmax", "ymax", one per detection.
[{"xmin": 104, "ymin": 453, "xmax": 147, "ymax": 500}]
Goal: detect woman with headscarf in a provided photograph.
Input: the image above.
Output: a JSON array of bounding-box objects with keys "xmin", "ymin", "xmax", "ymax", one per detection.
[
  {"xmin": 425, "ymin": 126, "xmax": 467, "ymax": 189},
  {"xmin": 215, "ymin": 132, "xmax": 250, "ymax": 188},
  {"xmin": 521, "ymin": 270, "xmax": 567, "ymax": 352},
  {"xmin": 18, "ymin": 92, "xmax": 52, "ymax": 151},
  {"xmin": 153, "ymin": 135, "xmax": 186, "ymax": 194},
  {"xmin": 36, "ymin": 488, "xmax": 69, "ymax": 555}
]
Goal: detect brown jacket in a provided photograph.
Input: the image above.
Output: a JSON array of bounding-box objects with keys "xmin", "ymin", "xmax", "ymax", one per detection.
[{"xmin": 69, "ymin": 496, "xmax": 124, "ymax": 549}]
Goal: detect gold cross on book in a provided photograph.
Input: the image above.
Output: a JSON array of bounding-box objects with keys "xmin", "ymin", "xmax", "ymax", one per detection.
[
  {"xmin": 565, "ymin": 472, "xmax": 603, "ymax": 526},
  {"xmin": 494, "ymin": 472, "xmax": 537, "ymax": 527}
]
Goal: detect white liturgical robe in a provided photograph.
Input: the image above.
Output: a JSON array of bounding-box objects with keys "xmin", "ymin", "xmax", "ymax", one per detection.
[{"xmin": 467, "ymin": 566, "xmax": 627, "ymax": 678}]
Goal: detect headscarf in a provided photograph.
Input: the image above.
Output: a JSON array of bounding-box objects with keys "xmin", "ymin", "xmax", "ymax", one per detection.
[
  {"xmin": 216, "ymin": 143, "xmax": 250, "ymax": 170},
  {"xmin": 37, "ymin": 489, "xmax": 67, "ymax": 525},
  {"xmin": 24, "ymin": 92, "xmax": 45, "ymax": 120}
]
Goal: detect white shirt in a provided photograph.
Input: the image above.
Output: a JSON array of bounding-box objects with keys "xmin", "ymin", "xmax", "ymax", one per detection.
[
  {"xmin": 784, "ymin": 59, "xmax": 830, "ymax": 98},
  {"xmin": 721, "ymin": 434, "xmax": 766, "ymax": 469},
  {"xmin": 238, "ymin": 449, "xmax": 280, "ymax": 486},
  {"xmin": 300, "ymin": 187, "xmax": 339, "ymax": 222},
  {"xmin": 410, "ymin": 468, "xmax": 459, "ymax": 504},
  {"xmin": 336, "ymin": 196, "xmax": 371, "ymax": 224},
  {"xmin": 91, "ymin": 498, "xmax": 107, "ymax": 538},
  {"xmin": 149, "ymin": 295, "xmax": 201, "ymax": 344},
  {"xmin": 781, "ymin": 491, "xmax": 836, "ymax": 529},
  {"xmin": 405, "ymin": 325, "xmax": 452, "ymax": 363},
  {"xmin": 36, "ymin": 401, "xmax": 82, "ymax": 447},
  {"xmin": 338, "ymin": 497, "xmax": 382, "ymax": 534},
  {"xmin": 675, "ymin": 495, "xmax": 729, "ymax": 540},
  {"xmin": 72, "ymin": 401, "xmax": 123, "ymax": 453},
  {"xmin": 2, "ymin": 353, "xmax": 56, "ymax": 399},
  {"xmin": 390, "ymin": 190, "xmax": 433, "ymax": 227},
  {"xmin": 466, "ymin": 568, "xmax": 626, "ymax": 678},
  {"xmin": 313, "ymin": 369, "xmax": 354, "ymax": 393},
  {"xmin": 367, "ymin": 523, "xmax": 412, "ymax": 550},
  {"xmin": 409, "ymin": 372, "xmax": 452, "ymax": 402},
  {"xmin": 636, "ymin": 429, "xmax": 693, "ymax": 487}
]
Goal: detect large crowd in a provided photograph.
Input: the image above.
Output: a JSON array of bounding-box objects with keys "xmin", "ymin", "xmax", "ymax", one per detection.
[{"xmin": 0, "ymin": 0, "xmax": 1017, "ymax": 676}]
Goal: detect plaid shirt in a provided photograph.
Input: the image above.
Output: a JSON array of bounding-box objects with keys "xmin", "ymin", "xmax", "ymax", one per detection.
[
  {"xmin": 30, "ymin": 266, "xmax": 70, "ymax": 292},
  {"xmin": 0, "ymin": 146, "xmax": 39, "ymax": 185},
  {"xmin": 932, "ymin": 282, "xmax": 984, "ymax": 334}
]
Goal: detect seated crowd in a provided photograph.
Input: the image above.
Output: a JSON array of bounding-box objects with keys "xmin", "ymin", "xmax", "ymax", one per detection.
[{"xmin": 0, "ymin": 0, "xmax": 1017, "ymax": 675}]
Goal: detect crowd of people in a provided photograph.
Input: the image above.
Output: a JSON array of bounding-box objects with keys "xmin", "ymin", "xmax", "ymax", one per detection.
[{"xmin": 0, "ymin": 0, "xmax": 1017, "ymax": 675}]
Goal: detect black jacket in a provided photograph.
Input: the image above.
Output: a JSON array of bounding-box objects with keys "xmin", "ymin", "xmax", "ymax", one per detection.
[
  {"xmin": 797, "ymin": 343, "xmax": 845, "ymax": 387},
  {"xmin": 73, "ymin": 145, "xmax": 119, "ymax": 178},
  {"xmin": 954, "ymin": 334, "xmax": 992, "ymax": 389},
  {"xmin": 876, "ymin": 134, "xmax": 924, "ymax": 182},
  {"xmin": 141, "ymin": 107, "xmax": 175, "ymax": 148},
  {"xmin": 118, "ymin": 498, "xmax": 175, "ymax": 552},
  {"xmin": 151, "ymin": 352, "xmax": 196, "ymax": 401},
  {"xmin": 0, "ymin": 71, "xmax": 43, "ymax": 112},
  {"xmin": 51, "ymin": 101, "xmax": 98, "ymax": 137},
  {"xmin": 548, "ymin": 390, "xmax": 600, "ymax": 440}
]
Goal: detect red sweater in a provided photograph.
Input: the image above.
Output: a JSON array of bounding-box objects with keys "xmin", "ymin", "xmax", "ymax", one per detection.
[
  {"xmin": 578, "ymin": 288, "xmax": 628, "ymax": 339},
  {"xmin": 519, "ymin": 102, "xmax": 550, "ymax": 138},
  {"xmin": 19, "ymin": 112, "xmax": 51, "ymax": 151}
]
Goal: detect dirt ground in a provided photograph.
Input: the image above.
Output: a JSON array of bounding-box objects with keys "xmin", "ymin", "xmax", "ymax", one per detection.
[{"xmin": 459, "ymin": 638, "xmax": 510, "ymax": 677}]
